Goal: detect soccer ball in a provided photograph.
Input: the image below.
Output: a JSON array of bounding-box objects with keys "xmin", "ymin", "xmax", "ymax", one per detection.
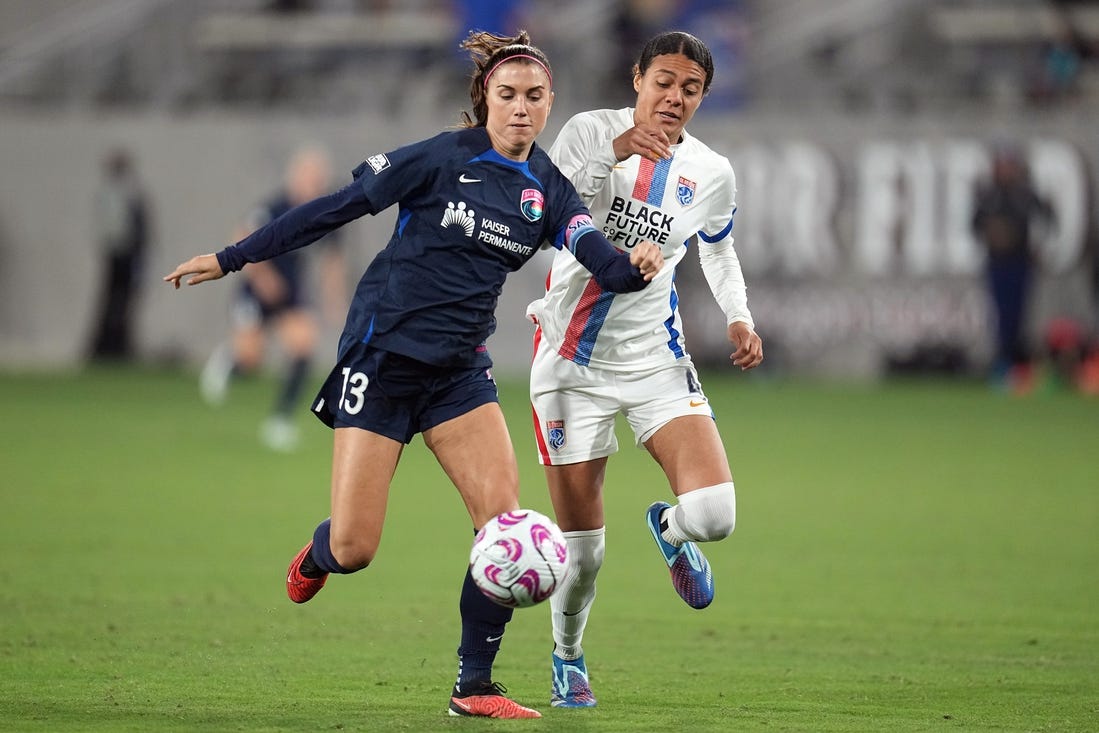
[{"xmin": 469, "ymin": 509, "xmax": 569, "ymax": 608}]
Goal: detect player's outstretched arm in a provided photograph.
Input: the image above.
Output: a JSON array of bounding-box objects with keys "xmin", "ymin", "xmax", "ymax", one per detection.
[{"xmin": 163, "ymin": 253, "xmax": 224, "ymax": 289}]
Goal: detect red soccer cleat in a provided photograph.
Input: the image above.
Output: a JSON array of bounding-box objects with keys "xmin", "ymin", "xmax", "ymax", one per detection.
[
  {"xmin": 286, "ymin": 541, "xmax": 328, "ymax": 604},
  {"xmin": 448, "ymin": 681, "xmax": 541, "ymax": 719}
]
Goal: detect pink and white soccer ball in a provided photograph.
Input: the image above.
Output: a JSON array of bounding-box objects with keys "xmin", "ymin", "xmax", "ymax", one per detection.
[{"xmin": 469, "ymin": 509, "xmax": 569, "ymax": 608}]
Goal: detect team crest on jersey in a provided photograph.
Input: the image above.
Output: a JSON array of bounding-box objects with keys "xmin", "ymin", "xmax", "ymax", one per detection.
[
  {"xmin": 546, "ymin": 419, "xmax": 566, "ymax": 452},
  {"xmin": 441, "ymin": 201, "xmax": 476, "ymax": 236},
  {"xmin": 676, "ymin": 176, "xmax": 696, "ymax": 206},
  {"xmin": 366, "ymin": 153, "xmax": 390, "ymax": 174},
  {"xmin": 520, "ymin": 188, "xmax": 544, "ymax": 222}
]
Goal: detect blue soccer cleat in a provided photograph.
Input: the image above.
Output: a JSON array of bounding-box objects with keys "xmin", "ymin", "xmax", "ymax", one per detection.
[
  {"xmin": 551, "ymin": 652, "xmax": 596, "ymax": 708},
  {"xmin": 646, "ymin": 502, "xmax": 714, "ymax": 609}
]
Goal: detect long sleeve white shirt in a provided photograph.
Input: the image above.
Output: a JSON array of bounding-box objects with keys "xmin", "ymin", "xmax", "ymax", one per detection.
[{"xmin": 527, "ymin": 107, "xmax": 753, "ymax": 371}]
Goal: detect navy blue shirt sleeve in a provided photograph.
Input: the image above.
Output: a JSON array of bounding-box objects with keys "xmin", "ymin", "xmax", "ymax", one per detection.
[
  {"xmin": 351, "ymin": 135, "xmax": 443, "ymax": 212},
  {"xmin": 216, "ymin": 180, "xmax": 373, "ymax": 273},
  {"xmin": 215, "ymin": 134, "xmax": 445, "ymax": 274},
  {"xmin": 570, "ymin": 228, "xmax": 649, "ymax": 293},
  {"xmin": 543, "ymin": 163, "xmax": 648, "ymax": 293}
]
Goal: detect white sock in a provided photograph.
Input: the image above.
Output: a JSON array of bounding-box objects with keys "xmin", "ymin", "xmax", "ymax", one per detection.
[
  {"xmin": 550, "ymin": 528, "xmax": 605, "ymax": 661},
  {"xmin": 661, "ymin": 482, "xmax": 737, "ymax": 545}
]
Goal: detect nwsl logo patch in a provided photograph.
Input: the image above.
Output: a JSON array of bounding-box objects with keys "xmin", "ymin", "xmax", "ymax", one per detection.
[
  {"xmin": 366, "ymin": 153, "xmax": 390, "ymax": 174},
  {"xmin": 520, "ymin": 188, "xmax": 544, "ymax": 222},
  {"xmin": 546, "ymin": 420, "xmax": 566, "ymax": 452},
  {"xmin": 676, "ymin": 176, "xmax": 696, "ymax": 206}
]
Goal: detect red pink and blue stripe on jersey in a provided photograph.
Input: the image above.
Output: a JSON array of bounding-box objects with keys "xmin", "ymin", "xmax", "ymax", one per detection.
[
  {"xmin": 632, "ymin": 155, "xmax": 673, "ymax": 206},
  {"xmin": 559, "ymin": 155, "xmax": 689, "ymax": 365}
]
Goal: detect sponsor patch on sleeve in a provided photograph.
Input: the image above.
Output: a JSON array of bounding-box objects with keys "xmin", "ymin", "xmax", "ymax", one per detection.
[
  {"xmin": 564, "ymin": 214, "xmax": 596, "ymax": 252},
  {"xmin": 366, "ymin": 153, "xmax": 390, "ymax": 174}
]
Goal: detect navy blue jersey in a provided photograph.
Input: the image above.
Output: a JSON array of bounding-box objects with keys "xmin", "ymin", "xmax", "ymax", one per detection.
[
  {"xmin": 345, "ymin": 127, "xmax": 600, "ymax": 367},
  {"xmin": 217, "ymin": 126, "xmax": 649, "ymax": 368}
]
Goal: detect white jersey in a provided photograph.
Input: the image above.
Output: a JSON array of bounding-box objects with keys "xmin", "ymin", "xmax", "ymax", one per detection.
[{"xmin": 527, "ymin": 107, "xmax": 753, "ymax": 372}]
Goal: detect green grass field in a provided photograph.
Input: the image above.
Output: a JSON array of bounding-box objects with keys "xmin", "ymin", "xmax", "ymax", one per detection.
[{"xmin": 1, "ymin": 366, "xmax": 1096, "ymax": 732}]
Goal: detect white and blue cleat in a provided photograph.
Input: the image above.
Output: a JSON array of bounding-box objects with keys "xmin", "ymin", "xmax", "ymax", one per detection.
[
  {"xmin": 645, "ymin": 501, "xmax": 714, "ymax": 609},
  {"xmin": 551, "ymin": 652, "xmax": 596, "ymax": 708}
]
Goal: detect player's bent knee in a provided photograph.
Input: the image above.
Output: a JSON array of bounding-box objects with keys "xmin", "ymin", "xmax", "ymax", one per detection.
[
  {"xmin": 563, "ymin": 528, "xmax": 605, "ymax": 584},
  {"xmin": 677, "ymin": 482, "xmax": 737, "ymax": 542}
]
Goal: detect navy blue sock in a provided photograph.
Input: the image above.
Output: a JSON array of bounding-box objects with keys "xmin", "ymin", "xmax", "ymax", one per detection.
[
  {"xmin": 455, "ymin": 565, "xmax": 513, "ymax": 692},
  {"xmin": 275, "ymin": 356, "xmax": 310, "ymax": 416},
  {"xmin": 306, "ymin": 518, "xmax": 354, "ymax": 575}
]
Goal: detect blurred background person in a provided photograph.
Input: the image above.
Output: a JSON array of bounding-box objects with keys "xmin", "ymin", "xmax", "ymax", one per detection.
[
  {"xmin": 88, "ymin": 148, "xmax": 152, "ymax": 362},
  {"xmin": 1029, "ymin": 2, "xmax": 1095, "ymax": 105},
  {"xmin": 606, "ymin": 0, "xmax": 747, "ymax": 110},
  {"xmin": 971, "ymin": 144, "xmax": 1054, "ymax": 393},
  {"xmin": 606, "ymin": 0, "xmax": 681, "ymax": 105},
  {"xmin": 200, "ymin": 144, "xmax": 347, "ymax": 451},
  {"xmin": 445, "ymin": 0, "xmax": 530, "ymax": 95},
  {"xmin": 453, "ymin": 0, "xmax": 528, "ymax": 36}
]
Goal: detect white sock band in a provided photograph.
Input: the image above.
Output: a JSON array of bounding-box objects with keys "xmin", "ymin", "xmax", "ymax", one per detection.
[
  {"xmin": 664, "ymin": 482, "xmax": 737, "ymax": 544},
  {"xmin": 550, "ymin": 527, "xmax": 605, "ymax": 660}
]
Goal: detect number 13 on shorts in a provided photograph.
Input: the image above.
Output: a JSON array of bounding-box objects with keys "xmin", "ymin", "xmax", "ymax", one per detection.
[{"xmin": 340, "ymin": 367, "xmax": 369, "ymax": 415}]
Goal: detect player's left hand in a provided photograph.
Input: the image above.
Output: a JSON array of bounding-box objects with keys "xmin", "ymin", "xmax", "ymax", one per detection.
[
  {"xmin": 728, "ymin": 321, "xmax": 763, "ymax": 371},
  {"xmin": 163, "ymin": 253, "xmax": 225, "ymax": 289},
  {"xmin": 630, "ymin": 240, "xmax": 664, "ymax": 281}
]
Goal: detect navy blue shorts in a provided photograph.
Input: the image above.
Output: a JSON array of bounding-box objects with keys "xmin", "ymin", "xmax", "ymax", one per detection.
[{"xmin": 311, "ymin": 343, "xmax": 499, "ymax": 444}]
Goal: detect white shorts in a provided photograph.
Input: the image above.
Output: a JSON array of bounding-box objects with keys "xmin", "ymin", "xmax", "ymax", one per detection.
[{"xmin": 529, "ymin": 331, "xmax": 715, "ymax": 466}]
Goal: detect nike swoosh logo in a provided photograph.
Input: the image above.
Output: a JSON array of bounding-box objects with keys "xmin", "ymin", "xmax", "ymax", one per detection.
[
  {"xmin": 486, "ymin": 634, "xmax": 504, "ymax": 643},
  {"xmin": 459, "ymin": 174, "xmax": 481, "ymax": 183},
  {"xmin": 689, "ymin": 399, "xmax": 708, "ymax": 407}
]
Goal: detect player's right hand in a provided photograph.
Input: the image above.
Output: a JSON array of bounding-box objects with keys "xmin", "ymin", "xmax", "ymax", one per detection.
[
  {"xmin": 630, "ymin": 241, "xmax": 664, "ymax": 281},
  {"xmin": 163, "ymin": 254, "xmax": 225, "ymax": 289},
  {"xmin": 613, "ymin": 124, "xmax": 672, "ymax": 162}
]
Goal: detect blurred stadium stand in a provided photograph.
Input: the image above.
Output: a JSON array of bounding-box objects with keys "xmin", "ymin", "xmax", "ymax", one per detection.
[
  {"xmin": 0, "ymin": 0, "xmax": 616, "ymax": 114},
  {"xmin": 0, "ymin": 0, "xmax": 1096, "ymax": 379},
  {"xmin": 2, "ymin": 0, "xmax": 1097, "ymax": 114}
]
